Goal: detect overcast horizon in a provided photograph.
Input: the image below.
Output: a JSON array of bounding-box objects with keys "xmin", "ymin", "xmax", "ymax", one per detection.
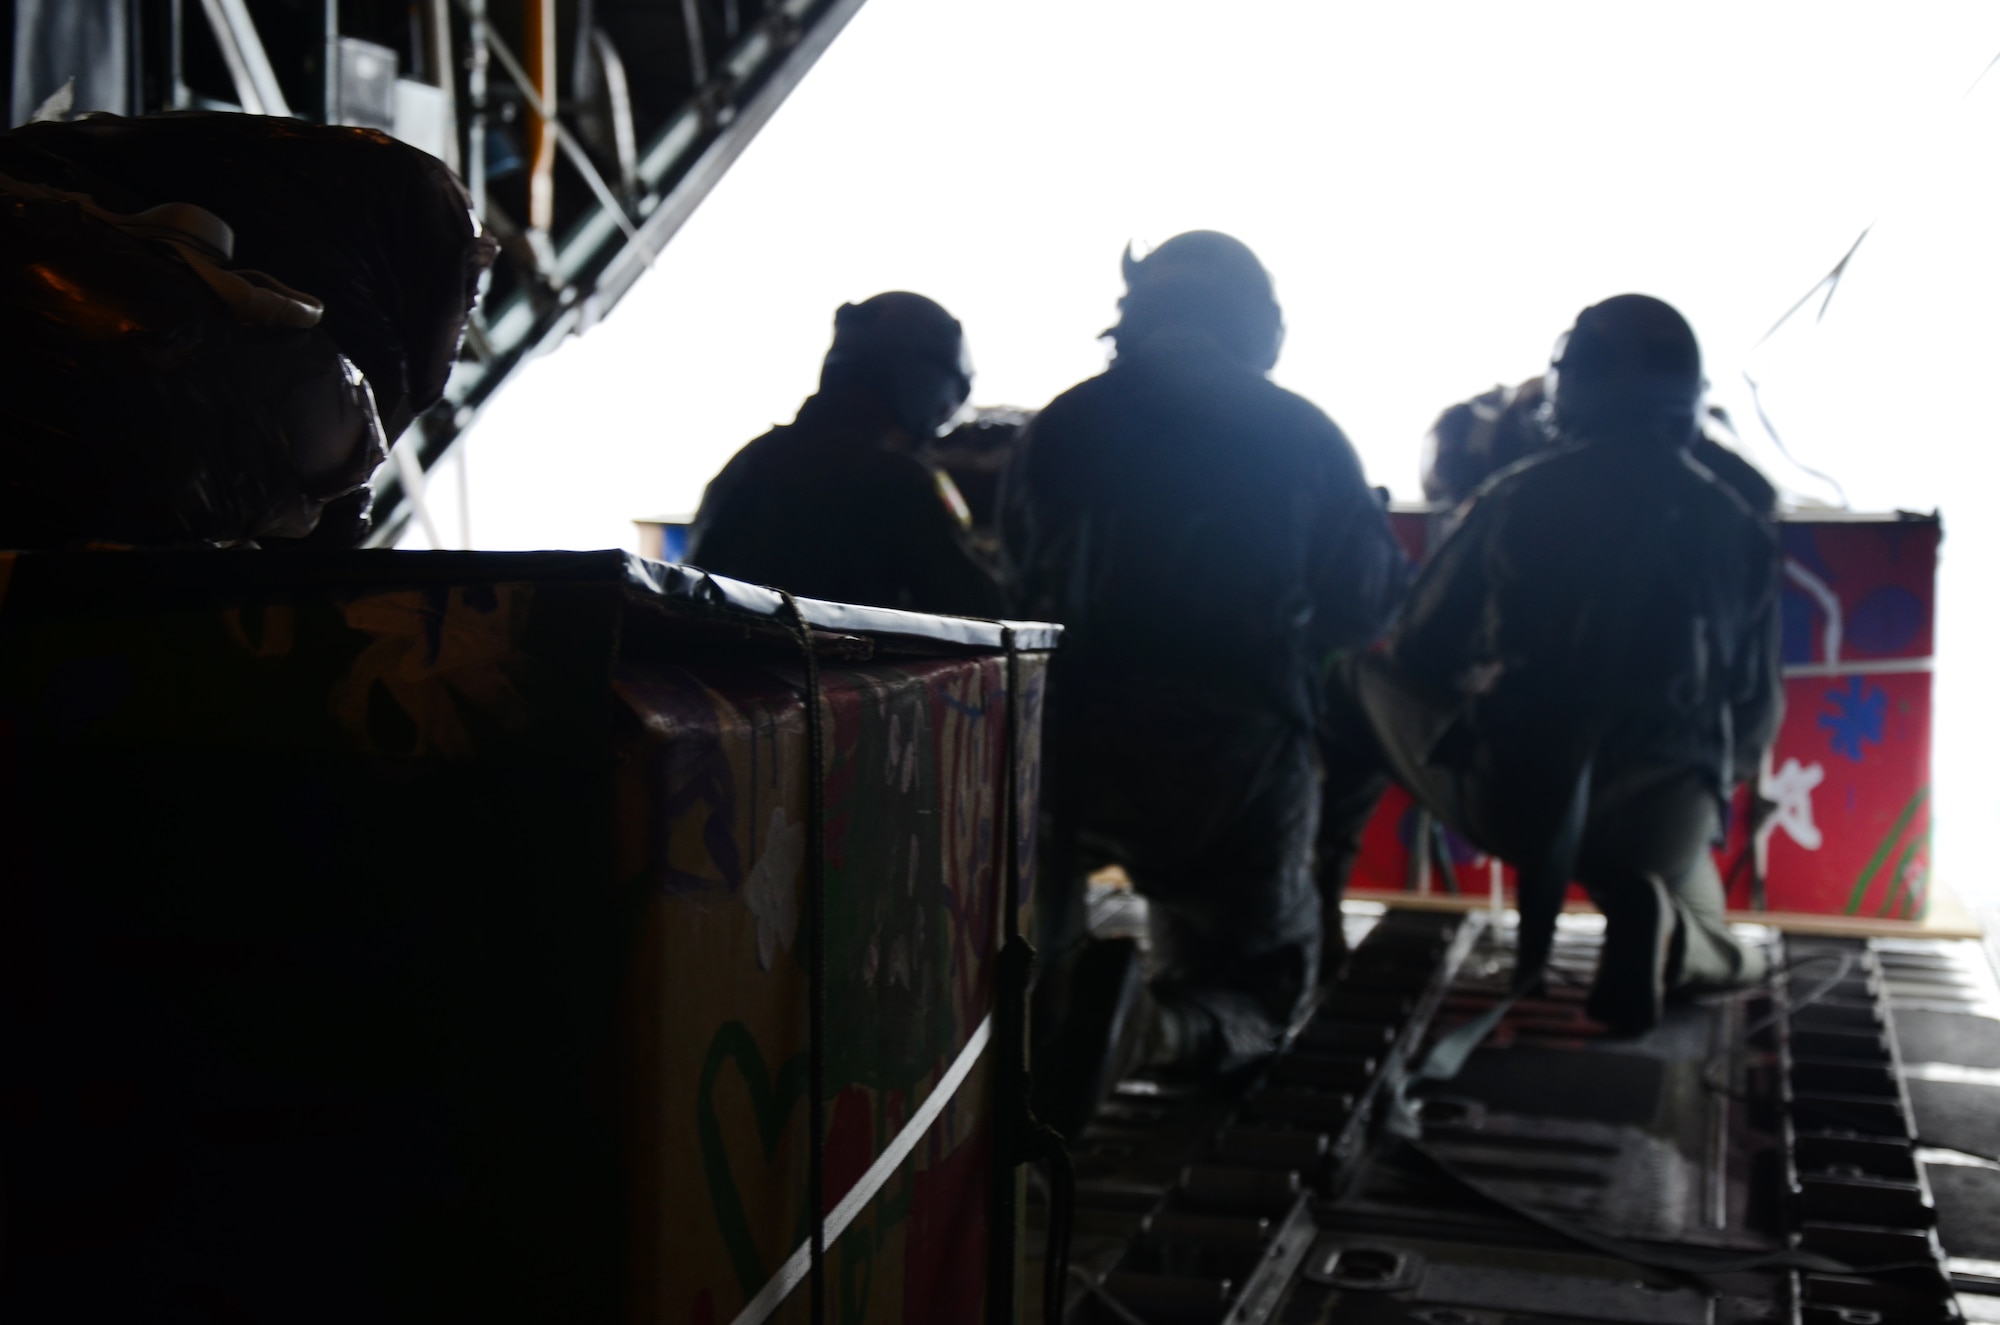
[{"xmin": 416, "ymin": 0, "xmax": 2000, "ymax": 907}]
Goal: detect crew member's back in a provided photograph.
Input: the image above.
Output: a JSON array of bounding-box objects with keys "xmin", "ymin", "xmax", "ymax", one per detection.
[
  {"xmin": 1005, "ymin": 232, "xmax": 1404, "ymax": 1132},
  {"xmin": 1397, "ymin": 431, "xmax": 1779, "ymax": 820},
  {"xmin": 1013, "ymin": 326, "xmax": 1400, "ymax": 716},
  {"xmin": 1324, "ymin": 293, "xmax": 1780, "ymax": 1034}
]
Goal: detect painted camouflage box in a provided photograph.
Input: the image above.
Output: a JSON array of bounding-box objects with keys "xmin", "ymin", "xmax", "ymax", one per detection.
[{"xmin": 0, "ymin": 550, "xmax": 1049, "ymax": 1325}]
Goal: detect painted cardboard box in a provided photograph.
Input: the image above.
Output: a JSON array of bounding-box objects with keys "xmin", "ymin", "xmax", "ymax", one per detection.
[
  {"xmin": 1349, "ymin": 511, "xmax": 1938, "ymax": 922},
  {"xmin": 0, "ymin": 550, "xmax": 1051, "ymax": 1324}
]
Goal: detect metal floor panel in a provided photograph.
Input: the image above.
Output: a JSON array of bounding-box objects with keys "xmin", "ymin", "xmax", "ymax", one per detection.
[
  {"xmin": 1033, "ymin": 907, "xmax": 1995, "ymax": 1324},
  {"xmin": 1894, "ymin": 1012, "xmax": 2000, "ymax": 1071},
  {"xmin": 1926, "ymin": 1164, "xmax": 2000, "ymax": 1264},
  {"xmin": 1885, "ymin": 935, "xmax": 2000, "ymax": 1309}
]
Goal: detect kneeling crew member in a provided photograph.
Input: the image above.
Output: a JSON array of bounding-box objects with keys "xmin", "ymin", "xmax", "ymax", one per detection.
[
  {"xmin": 1004, "ymin": 232, "xmax": 1405, "ymax": 1132},
  {"xmin": 686, "ymin": 292, "xmax": 1005, "ymax": 618},
  {"xmin": 1323, "ymin": 294, "xmax": 1779, "ymax": 1033}
]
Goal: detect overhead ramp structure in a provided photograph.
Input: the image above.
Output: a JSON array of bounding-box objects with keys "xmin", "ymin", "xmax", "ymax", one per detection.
[{"xmin": 6, "ymin": 0, "xmax": 868, "ymax": 546}]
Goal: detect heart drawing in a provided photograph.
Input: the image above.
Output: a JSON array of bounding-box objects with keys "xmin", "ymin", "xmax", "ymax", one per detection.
[{"xmin": 697, "ymin": 1020, "xmax": 809, "ymax": 1302}]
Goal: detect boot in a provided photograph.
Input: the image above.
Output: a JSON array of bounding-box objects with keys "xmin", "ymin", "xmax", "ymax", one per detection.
[{"xmin": 1585, "ymin": 873, "xmax": 1678, "ymax": 1036}]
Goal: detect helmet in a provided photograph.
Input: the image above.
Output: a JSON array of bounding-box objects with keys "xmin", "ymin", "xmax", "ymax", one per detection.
[
  {"xmin": 1547, "ymin": 294, "xmax": 1703, "ymax": 449},
  {"xmin": 819, "ymin": 291, "xmax": 973, "ymax": 437},
  {"xmin": 1110, "ymin": 230, "xmax": 1284, "ymax": 373}
]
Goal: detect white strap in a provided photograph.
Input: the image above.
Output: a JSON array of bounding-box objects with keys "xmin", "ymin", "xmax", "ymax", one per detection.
[{"xmin": 729, "ymin": 1013, "xmax": 994, "ymax": 1325}]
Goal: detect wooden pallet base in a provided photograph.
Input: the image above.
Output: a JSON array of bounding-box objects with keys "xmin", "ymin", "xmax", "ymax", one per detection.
[{"xmin": 1345, "ymin": 878, "xmax": 1986, "ymax": 940}]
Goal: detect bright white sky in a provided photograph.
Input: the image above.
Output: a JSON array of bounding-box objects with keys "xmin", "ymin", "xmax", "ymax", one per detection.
[{"xmin": 422, "ymin": 0, "xmax": 2000, "ymax": 905}]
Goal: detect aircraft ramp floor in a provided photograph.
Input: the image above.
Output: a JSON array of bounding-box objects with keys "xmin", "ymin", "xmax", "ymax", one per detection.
[{"xmin": 1028, "ymin": 892, "xmax": 2000, "ymax": 1325}]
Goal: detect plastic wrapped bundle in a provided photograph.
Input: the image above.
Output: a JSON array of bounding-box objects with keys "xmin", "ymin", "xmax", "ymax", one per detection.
[
  {"xmin": 0, "ymin": 114, "xmax": 493, "ymax": 443},
  {"xmin": 0, "ymin": 173, "xmax": 385, "ymax": 545}
]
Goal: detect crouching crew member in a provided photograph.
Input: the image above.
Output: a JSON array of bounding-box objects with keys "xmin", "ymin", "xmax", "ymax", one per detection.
[
  {"xmin": 1322, "ymin": 294, "xmax": 1780, "ymax": 1034},
  {"xmin": 686, "ymin": 291, "xmax": 1005, "ymax": 618},
  {"xmin": 1003, "ymin": 232, "xmax": 1405, "ymax": 1133}
]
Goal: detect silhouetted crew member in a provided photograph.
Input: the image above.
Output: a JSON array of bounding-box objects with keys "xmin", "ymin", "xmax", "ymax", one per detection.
[
  {"xmin": 1323, "ymin": 295, "xmax": 1780, "ymax": 1033},
  {"xmin": 1422, "ymin": 376, "xmax": 1777, "ymax": 515},
  {"xmin": 687, "ymin": 292, "xmax": 1005, "ymax": 617},
  {"xmin": 1004, "ymin": 232, "xmax": 1404, "ymax": 1128},
  {"xmin": 1317, "ymin": 375, "xmax": 1777, "ymax": 914}
]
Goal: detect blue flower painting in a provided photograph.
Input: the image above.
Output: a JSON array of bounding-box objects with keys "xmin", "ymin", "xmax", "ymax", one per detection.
[{"xmin": 1820, "ymin": 677, "xmax": 1886, "ymax": 762}]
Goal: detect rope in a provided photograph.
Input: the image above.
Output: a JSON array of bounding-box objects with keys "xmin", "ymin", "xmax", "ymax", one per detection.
[{"xmin": 778, "ymin": 591, "xmax": 828, "ymax": 1325}]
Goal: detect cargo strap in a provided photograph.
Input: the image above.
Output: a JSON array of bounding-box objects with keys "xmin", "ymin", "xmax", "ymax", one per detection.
[
  {"xmin": 778, "ymin": 592, "xmax": 829, "ymax": 1325},
  {"xmin": 1381, "ymin": 891, "xmax": 1863, "ymax": 1283},
  {"xmin": 731, "ymin": 602, "xmax": 1019, "ymax": 1325},
  {"xmin": 729, "ymin": 1014, "xmax": 995, "ymax": 1325},
  {"xmin": 993, "ymin": 627, "xmax": 1076, "ymax": 1325},
  {"xmin": 1383, "ymin": 754, "xmax": 1595, "ymax": 1145},
  {"xmin": 1387, "ymin": 1001, "xmax": 1856, "ymax": 1281}
]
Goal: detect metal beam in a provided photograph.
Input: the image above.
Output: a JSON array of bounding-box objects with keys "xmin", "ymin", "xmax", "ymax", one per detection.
[
  {"xmin": 522, "ymin": 0, "xmax": 555, "ymax": 239},
  {"xmin": 198, "ymin": 0, "xmax": 291, "ymax": 116},
  {"xmin": 321, "ymin": 0, "xmax": 337, "ymax": 120},
  {"xmin": 475, "ymin": 17, "xmax": 645, "ymax": 253},
  {"xmin": 368, "ymin": 0, "xmax": 870, "ymax": 548},
  {"xmin": 587, "ymin": 0, "xmax": 866, "ymax": 328},
  {"xmin": 419, "ymin": 0, "xmax": 460, "ymax": 172}
]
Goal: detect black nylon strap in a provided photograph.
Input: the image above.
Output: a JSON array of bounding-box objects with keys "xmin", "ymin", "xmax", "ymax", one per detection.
[
  {"xmin": 1406, "ymin": 1140, "xmax": 1851, "ymax": 1278},
  {"xmin": 993, "ymin": 626, "xmax": 1075, "ymax": 1324},
  {"xmin": 1383, "ymin": 928, "xmax": 1862, "ymax": 1285},
  {"xmin": 778, "ymin": 591, "xmax": 828, "ymax": 1325}
]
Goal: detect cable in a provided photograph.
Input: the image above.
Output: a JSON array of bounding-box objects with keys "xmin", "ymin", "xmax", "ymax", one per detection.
[
  {"xmin": 1743, "ymin": 368, "xmax": 1851, "ymax": 509},
  {"xmin": 1964, "ymin": 49, "xmax": 2000, "ymax": 97},
  {"xmin": 1687, "ymin": 948, "xmax": 1853, "ymax": 1012},
  {"xmin": 1703, "ymin": 950, "xmax": 1858, "ymax": 1100},
  {"xmin": 1746, "ymin": 949, "xmax": 1859, "ymax": 1040},
  {"xmin": 1737, "ymin": 211, "xmax": 1869, "ymax": 511},
  {"xmin": 1025, "ymin": 1152, "xmax": 1089, "ymax": 1325},
  {"xmin": 1540, "ymin": 962, "xmax": 1594, "ymax": 991},
  {"xmin": 1068, "ymin": 1266, "xmax": 1152, "ymax": 1325},
  {"xmin": 1739, "ymin": 48, "xmax": 2000, "ymax": 510}
]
